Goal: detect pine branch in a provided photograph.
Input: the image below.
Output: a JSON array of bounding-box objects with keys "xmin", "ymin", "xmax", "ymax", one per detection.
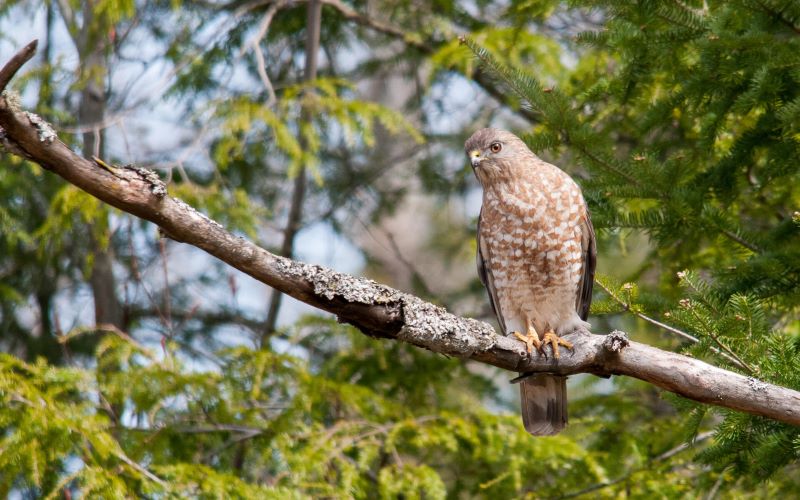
[
  {"xmin": 2, "ymin": 42, "xmax": 800, "ymax": 427},
  {"xmin": 685, "ymin": 304, "xmax": 757, "ymax": 374},
  {"xmin": 556, "ymin": 431, "xmax": 715, "ymax": 499},
  {"xmin": 594, "ymin": 279, "xmax": 750, "ymax": 371}
]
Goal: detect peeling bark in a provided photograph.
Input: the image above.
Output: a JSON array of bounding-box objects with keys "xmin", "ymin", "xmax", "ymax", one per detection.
[{"xmin": 1, "ymin": 42, "xmax": 799, "ymax": 427}]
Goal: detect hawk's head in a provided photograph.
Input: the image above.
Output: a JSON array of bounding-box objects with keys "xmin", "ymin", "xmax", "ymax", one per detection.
[{"xmin": 464, "ymin": 128, "xmax": 535, "ymax": 185}]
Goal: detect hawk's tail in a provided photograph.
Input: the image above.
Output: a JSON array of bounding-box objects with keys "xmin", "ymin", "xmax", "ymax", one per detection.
[{"xmin": 519, "ymin": 374, "xmax": 567, "ymax": 436}]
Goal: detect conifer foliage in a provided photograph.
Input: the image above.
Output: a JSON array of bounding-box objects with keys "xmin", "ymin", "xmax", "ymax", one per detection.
[
  {"xmin": 464, "ymin": 0, "xmax": 800, "ymax": 487},
  {"xmin": 1, "ymin": 0, "xmax": 799, "ymax": 497}
]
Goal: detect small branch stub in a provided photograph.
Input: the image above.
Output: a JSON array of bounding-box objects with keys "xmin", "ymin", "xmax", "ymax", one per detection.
[
  {"xmin": 129, "ymin": 165, "xmax": 168, "ymax": 197},
  {"xmin": 603, "ymin": 330, "xmax": 630, "ymax": 353}
]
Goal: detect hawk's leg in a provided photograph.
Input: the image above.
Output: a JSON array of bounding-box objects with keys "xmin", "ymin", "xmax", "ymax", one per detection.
[
  {"xmin": 542, "ymin": 330, "xmax": 574, "ymax": 359},
  {"xmin": 513, "ymin": 319, "xmax": 542, "ymax": 354}
]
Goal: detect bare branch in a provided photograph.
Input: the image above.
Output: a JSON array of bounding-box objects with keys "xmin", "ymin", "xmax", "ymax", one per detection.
[
  {"xmin": 115, "ymin": 449, "xmax": 167, "ymax": 486},
  {"xmin": 0, "ymin": 39, "xmax": 38, "ymax": 92},
  {"xmin": 253, "ymin": 43, "xmax": 278, "ymax": 107},
  {"xmin": 1, "ymin": 43, "xmax": 799, "ymax": 427},
  {"xmin": 242, "ymin": 0, "xmax": 289, "ymax": 106}
]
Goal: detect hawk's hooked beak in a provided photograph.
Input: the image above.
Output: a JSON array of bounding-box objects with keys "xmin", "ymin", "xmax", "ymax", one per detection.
[{"xmin": 469, "ymin": 150, "xmax": 482, "ymax": 168}]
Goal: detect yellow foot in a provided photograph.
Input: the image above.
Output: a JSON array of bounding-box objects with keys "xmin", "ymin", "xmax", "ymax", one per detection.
[
  {"xmin": 513, "ymin": 330, "xmax": 542, "ymax": 354},
  {"xmin": 542, "ymin": 330, "xmax": 574, "ymax": 359}
]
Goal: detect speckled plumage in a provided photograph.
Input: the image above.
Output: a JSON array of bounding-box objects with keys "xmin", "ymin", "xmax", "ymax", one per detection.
[{"xmin": 466, "ymin": 128, "xmax": 596, "ymax": 436}]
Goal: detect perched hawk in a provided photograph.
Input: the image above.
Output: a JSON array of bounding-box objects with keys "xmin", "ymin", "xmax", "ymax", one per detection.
[{"xmin": 466, "ymin": 128, "xmax": 596, "ymax": 436}]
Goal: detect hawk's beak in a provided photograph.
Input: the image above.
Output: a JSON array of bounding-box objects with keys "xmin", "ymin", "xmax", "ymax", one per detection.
[{"xmin": 469, "ymin": 150, "xmax": 482, "ymax": 168}]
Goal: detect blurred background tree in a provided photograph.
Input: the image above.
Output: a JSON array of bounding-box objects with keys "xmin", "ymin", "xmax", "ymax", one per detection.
[{"xmin": 0, "ymin": 0, "xmax": 799, "ymax": 497}]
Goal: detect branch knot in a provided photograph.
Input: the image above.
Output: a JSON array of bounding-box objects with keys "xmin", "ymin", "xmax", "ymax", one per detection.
[
  {"xmin": 128, "ymin": 166, "xmax": 167, "ymax": 198},
  {"xmin": 603, "ymin": 330, "xmax": 630, "ymax": 353}
]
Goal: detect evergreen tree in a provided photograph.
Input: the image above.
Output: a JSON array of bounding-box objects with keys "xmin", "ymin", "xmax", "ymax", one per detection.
[
  {"xmin": 463, "ymin": 0, "xmax": 800, "ymax": 489},
  {"xmin": 0, "ymin": 0, "xmax": 798, "ymax": 497}
]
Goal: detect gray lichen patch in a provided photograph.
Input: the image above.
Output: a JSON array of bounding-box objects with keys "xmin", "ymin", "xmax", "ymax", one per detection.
[
  {"xmin": 276, "ymin": 257, "xmax": 403, "ymax": 305},
  {"xmin": 747, "ymin": 376, "xmax": 769, "ymax": 392},
  {"xmin": 398, "ymin": 295, "xmax": 497, "ymax": 357},
  {"xmin": 1, "ymin": 89, "xmax": 22, "ymax": 111},
  {"xmin": 24, "ymin": 111, "xmax": 56, "ymax": 143},
  {"xmin": 271, "ymin": 255, "xmax": 499, "ymax": 357},
  {"xmin": 603, "ymin": 330, "xmax": 630, "ymax": 352},
  {"xmin": 127, "ymin": 165, "xmax": 167, "ymax": 198},
  {"xmin": 313, "ymin": 269, "xmax": 401, "ymax": 305}
]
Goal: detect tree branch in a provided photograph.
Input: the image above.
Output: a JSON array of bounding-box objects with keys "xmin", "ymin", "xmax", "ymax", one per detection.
[
  {"xmin": 0, "ymin": 40, "xmax": 37, "ymax": 92},
  {"xmin": 1, "ymin": 42, "xmax": 799, "ymax": 427}
]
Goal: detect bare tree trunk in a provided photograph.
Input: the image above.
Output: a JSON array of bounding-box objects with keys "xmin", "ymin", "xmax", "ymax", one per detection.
[
  {"xmin": 74, "ymin": 9, "xmax": 124, "ymax": 331},
  {"xmin": 262, "ymin": 0, "xmax": 322, "ymax": 343},
  {"xmin": 58, "ymin": 4, "xmax": 126, "ymax": 427},
  {"xmin": 41, "ymin": 0, "xmax": 55, "ymax": 112},
  {"xmin": 33, "ymin": 0, "xmax": 58, "ymax": 359}
]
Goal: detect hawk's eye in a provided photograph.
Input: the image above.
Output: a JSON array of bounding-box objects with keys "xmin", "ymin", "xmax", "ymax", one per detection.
[{"xmin": 490, "ymin": 142, "xmax": 502, "ymax": 153}]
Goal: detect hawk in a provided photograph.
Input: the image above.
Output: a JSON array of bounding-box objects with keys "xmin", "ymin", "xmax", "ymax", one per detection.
[{"xmin": 466, "ymin": 128, "xmax": 596, "ymax": 436}]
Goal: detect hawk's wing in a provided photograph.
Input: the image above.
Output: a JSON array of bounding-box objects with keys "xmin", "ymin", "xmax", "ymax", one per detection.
[
  {"xmin": 576, "ymin": 205, "xmax": 597, "ymax": 321},
  {"xmin": 476, "ymin": 209, "xmax": 507, "ymax": 334}
]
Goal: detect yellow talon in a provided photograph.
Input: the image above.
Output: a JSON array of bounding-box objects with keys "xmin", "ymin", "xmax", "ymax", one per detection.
[
  {"xmin": 513, "ymin": 322, "xmax": 542, "ymax": 354},
  {"xmin": 541, "ymin": 330, "xmax": 574, "ymax": 359}
]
